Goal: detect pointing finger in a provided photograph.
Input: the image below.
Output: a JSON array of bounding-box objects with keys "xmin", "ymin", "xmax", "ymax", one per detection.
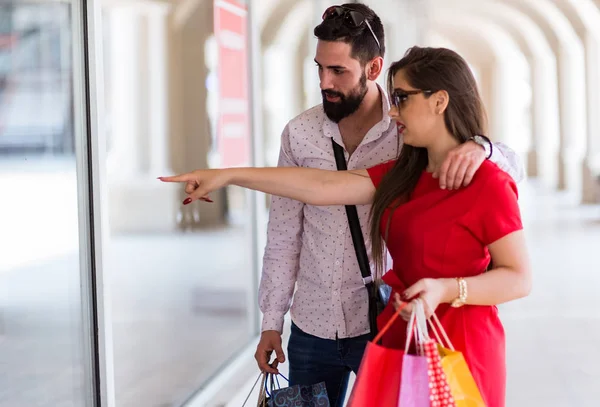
[{"xmin": 158, "ymin": 173, "xmax": 194, "ymax": 183}]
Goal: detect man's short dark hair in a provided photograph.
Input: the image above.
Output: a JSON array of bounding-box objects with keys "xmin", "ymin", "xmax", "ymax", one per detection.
[{"xmin": 314, "ymin": 3, "xmax": 385, "ymax": 64}]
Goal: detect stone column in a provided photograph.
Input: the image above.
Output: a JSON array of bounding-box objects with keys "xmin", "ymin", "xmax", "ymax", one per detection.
[
  {"xmin": 105, "ymin": 2, "xmax": 179, "ymax": 233},
  {"xmin": 171, "ymin": 0, "xmax": 226, "ymax": 229},
  {"xmin": 582, "ymin": 35, "xmax": 600, "ymax": 203}
]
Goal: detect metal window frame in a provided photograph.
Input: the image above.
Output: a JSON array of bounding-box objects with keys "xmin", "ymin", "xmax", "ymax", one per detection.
[{"xmin": 73, "ymin": 0, "xmax": 116, "ymax": 405}]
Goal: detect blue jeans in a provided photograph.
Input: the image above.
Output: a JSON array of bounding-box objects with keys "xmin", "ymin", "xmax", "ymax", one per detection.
[{"xmin": 287, "ymin": 322, "xmax": 370, "ymax": 407}]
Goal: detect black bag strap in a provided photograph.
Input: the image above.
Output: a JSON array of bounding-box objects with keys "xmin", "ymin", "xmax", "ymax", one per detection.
[
  {"xmin": 331, "ymin": 140, "xmax": 372, "ymax": 282},
  {"xmin": 332, "ymin": 139, "xmax": 379, "ymax": 338}
]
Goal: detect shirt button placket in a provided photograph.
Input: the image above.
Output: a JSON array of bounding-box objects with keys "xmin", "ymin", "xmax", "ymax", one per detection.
[{"xmin": 336, "ymin": 221, "xmax": 347, "ymax": 337}]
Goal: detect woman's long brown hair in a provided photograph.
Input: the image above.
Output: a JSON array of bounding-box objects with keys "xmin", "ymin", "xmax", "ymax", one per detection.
[{"xmin": 369, "ymin": 46, "xmax": 488, "ymax": 277}]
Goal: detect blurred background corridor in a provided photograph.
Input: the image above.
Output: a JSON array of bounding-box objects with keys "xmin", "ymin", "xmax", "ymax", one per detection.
[{"xmin": 0, "ymin": 0, "xmax": 599, "ymax": 406}]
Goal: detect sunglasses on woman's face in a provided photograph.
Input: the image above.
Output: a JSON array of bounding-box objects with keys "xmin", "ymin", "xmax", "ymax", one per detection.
[
  {"xmin": 391, "ymin": 89, "xmax": 433, "ymax": 108},
  {"xmin": 322, "ymin": 5, "xmax": 381, "ymax": 51}
]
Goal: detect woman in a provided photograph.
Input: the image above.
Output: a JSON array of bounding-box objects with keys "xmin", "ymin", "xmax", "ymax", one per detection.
[{"xmin": 160, "ymin": 46, "xmax": 531, "ymax": 407}]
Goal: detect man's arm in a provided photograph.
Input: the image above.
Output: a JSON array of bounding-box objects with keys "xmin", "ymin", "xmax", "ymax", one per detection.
[
  {"xmin": 436, "ymin": 140, "xmax": 526, "ymax": 190},
  {"xmin": 255, "ymin": 125, "xmax": 304, "ymax": 373},
  {"xmin": 488, "ymin": 142, "xmax": 526, "ymax": 183}
]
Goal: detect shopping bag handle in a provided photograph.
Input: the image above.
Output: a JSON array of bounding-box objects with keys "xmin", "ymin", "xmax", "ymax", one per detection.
[
  {"xmin": 241, "ymin": 372, "xmax": 265, "ymax": 407},
  {"xmin": 372, "ymin": 301, "xmax": 409, "ymax": 343},
  {"xmin": 241, "ymin": 371, "xmax": 290, "ymax": 406},
  {"xmin": 264, "ymin": 372, "xmax": 290, "ymax": 398},
  {"xmin": 420, "ymin": 300, "xmax": 455, "ymax": 351},
  {"xmin": 404, "ymin": 298, "xmax": 431, "ymax": 355}
]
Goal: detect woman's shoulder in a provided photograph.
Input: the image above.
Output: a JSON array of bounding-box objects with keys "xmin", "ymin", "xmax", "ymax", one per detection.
[
  {"xmin": 472, "ymin": 160, "xmax": 515, "ymax": 187},
  {"xmin": 469, "ymin": 160, "xmax": 519, "ymax": 203}
]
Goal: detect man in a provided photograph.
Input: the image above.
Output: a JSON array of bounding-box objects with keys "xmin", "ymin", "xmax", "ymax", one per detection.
[{"xmin": 254, "ymin": 3, "xmax": 523, "ymax": 406}]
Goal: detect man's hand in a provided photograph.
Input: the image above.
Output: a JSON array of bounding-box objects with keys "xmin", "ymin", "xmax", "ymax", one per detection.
[
  {"xmin": 434, "ymin": 141, "xmax": 486, "ymax": 190},
  {"xmin": 254, "ymin": 330, "xmax": 285, "ymax": 374}
]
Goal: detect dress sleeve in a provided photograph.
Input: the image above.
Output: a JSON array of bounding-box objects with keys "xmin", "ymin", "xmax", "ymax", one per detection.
[
  {"xmin": 366, "ymin": 160, "xmax": 396, "ymax": 188},
  {"xmin": 467, "ymin": 171, "xmax": 524, "ymax": 246}
]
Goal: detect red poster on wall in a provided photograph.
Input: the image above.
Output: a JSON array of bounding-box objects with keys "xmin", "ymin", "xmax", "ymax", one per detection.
[{"xmin": 214, "ymin": 0, "xmax": 250, "ymax": 168}]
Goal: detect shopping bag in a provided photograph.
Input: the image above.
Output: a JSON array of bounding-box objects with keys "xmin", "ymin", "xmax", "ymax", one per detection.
[
  {"xmin": 347, "ymin": 303, "xmax": 407, "ymax": 407},
  {"xmin": 253, "ymin": 372, "xmax": 330, "ymax": 407},
  {"xmin": 410, "ymin": 299, "xmax": 456, "ymax": 407},
  {"xmin": 427, "ymin": 313, "xmax": 486, "ymax": 407},
  {"xmin": 398, "ymin": 305, "xmax": 431, "ymax": 407},
  {"xmin": 349, "ymin": 301, "xmax": 433, "ymax": 407},
  {"xmin": 242, "ymin": 371, "xmax": 331, "ymax": 407},
  {"xmin": 397, "ymin": 354, "xmax": 430, "ymax": 406},
  {"xmin": 438, "ymin": 346, "xmax": 486, "ymax": 407},
  {"xmin": 423, "ymin": 339, "xmax": 457, "ymax": 407},
  {"xmin": 268, "ymin": 381, "xmax": 330, "ymax": 406},
  {"xmin": 240, "ymin": 372, "xmax": 269, "ymax": 407}
]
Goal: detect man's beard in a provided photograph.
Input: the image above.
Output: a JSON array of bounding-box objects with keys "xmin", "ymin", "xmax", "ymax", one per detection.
[{"xmin": 322, "ymin": 73, "xmax": 368, "ymax": 123}]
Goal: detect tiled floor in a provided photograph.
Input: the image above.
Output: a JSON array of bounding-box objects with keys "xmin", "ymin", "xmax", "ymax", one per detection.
[
  {"xmin": 0, "ymin": 228, "xmax": 255, "ymax": 407},
  {"xmin": 502, "ymin": 181, "xmax": 600, "ymax": 407}
]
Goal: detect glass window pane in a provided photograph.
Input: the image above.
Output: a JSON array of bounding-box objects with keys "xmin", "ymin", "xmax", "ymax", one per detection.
[
  {"xmin": 101, "ymin": 2, "xmax": 257, "ymax": 405},
  {"xmin": 0, "ymin": 2, "xmax": 90, "ymax": 406}
]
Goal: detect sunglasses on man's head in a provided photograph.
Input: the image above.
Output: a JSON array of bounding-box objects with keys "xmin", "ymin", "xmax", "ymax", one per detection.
[
  {"xmin": 391, "ymin": 89, "xmax": 433, "ymax": 108},
  {"xmin": 322, "ymin": 5, "xmax": 381, "ymax": 51}
]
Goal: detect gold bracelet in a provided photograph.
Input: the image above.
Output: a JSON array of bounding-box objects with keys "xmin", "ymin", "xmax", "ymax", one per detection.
[{"xmin": 451, "ymin": 277, "xmax": 467, "ymax": 308}]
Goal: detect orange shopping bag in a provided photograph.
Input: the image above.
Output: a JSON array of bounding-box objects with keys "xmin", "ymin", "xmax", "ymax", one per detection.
[{"xmin": 427, "ymin": 312, "xmax": 486, "ymax": 407}]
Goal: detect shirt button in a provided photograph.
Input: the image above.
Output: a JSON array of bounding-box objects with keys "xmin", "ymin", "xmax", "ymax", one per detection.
[
  {"xmin": 335, "ymin": 260, "xmax": 340, "ymax": 265},
  {"xmin": 338, "ymin": 229, "xmax": 344, "ymax": 234},
  {"xmin": 333, "ymin": 291, "xmax": 339, "ymax": 296}
]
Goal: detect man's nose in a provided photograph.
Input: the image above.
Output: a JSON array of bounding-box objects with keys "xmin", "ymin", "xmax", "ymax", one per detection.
[{"xmin": 319, "ymin": 71, "xmax": 334, "ymax": 91}]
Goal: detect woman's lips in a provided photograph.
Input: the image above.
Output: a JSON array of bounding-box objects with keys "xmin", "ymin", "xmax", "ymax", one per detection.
[{"xmin": 397, "ymin": 123, "xmax": 406, "ymax": 134}]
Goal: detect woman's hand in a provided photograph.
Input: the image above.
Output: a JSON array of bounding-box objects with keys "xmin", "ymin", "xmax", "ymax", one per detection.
[
  {"xmin": 393, "ymin": 278, "xmax": 456, "ymax": 320},
  {"xmin": 159, "ymin": 169, "xmax": 231, "ymax": 205},
  {"xmin": 160, "ymin": 166, "xmax": 375, "ymax": 207}
]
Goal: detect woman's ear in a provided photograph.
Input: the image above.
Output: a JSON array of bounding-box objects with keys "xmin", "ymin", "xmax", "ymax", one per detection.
[{"xmin": 432, "ymin": 90, "xmax": 450, "ymax": 115}]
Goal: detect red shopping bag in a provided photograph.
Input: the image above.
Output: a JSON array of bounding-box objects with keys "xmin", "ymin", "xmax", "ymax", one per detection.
[{"xmin": 346, "ymin": 303, "xmax": 408, "ymax": 407}]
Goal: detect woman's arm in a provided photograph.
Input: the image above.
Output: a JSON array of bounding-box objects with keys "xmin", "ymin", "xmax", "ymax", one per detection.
[
  {"xmin": 399, "ymin": 230, "xmax": 532, "ymax": 318},
  {"xmin": 441, "ymin": 230, "xmax": 532, "ymax": 305},
  {"xmin": 159, "ymin": 167, "xmax": 376, "ymax": 206}
]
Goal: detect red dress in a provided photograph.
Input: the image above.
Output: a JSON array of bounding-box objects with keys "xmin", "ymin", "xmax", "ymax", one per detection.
[{"xmin": 367, "ymin": 160, "xmax": 523, "ymax": 407}]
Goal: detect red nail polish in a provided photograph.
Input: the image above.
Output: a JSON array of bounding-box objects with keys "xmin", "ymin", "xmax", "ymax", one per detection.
[
  {"xmin": 183, "ymin": 198, "xmax": 192, "ymax": 205},
  {"xmin": 201, "ymin": 197, "xmax": 214, "ymax": 203}
]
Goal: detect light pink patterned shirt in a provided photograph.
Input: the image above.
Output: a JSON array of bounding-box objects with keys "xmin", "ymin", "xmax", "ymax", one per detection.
[{"xmin": 259, "ymin": 87, "xmax": 523, "ymax": 340}]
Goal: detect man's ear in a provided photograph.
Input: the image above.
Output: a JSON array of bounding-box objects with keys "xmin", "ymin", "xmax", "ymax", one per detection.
[{"xmin": 366, "ymin": 56, "xmax": 384, "ymax": 81}]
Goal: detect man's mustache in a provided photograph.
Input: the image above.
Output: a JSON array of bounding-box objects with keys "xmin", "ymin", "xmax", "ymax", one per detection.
[{"xmin": 322, "ymin": 90, "xmax": 344, "ymax": 99}]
